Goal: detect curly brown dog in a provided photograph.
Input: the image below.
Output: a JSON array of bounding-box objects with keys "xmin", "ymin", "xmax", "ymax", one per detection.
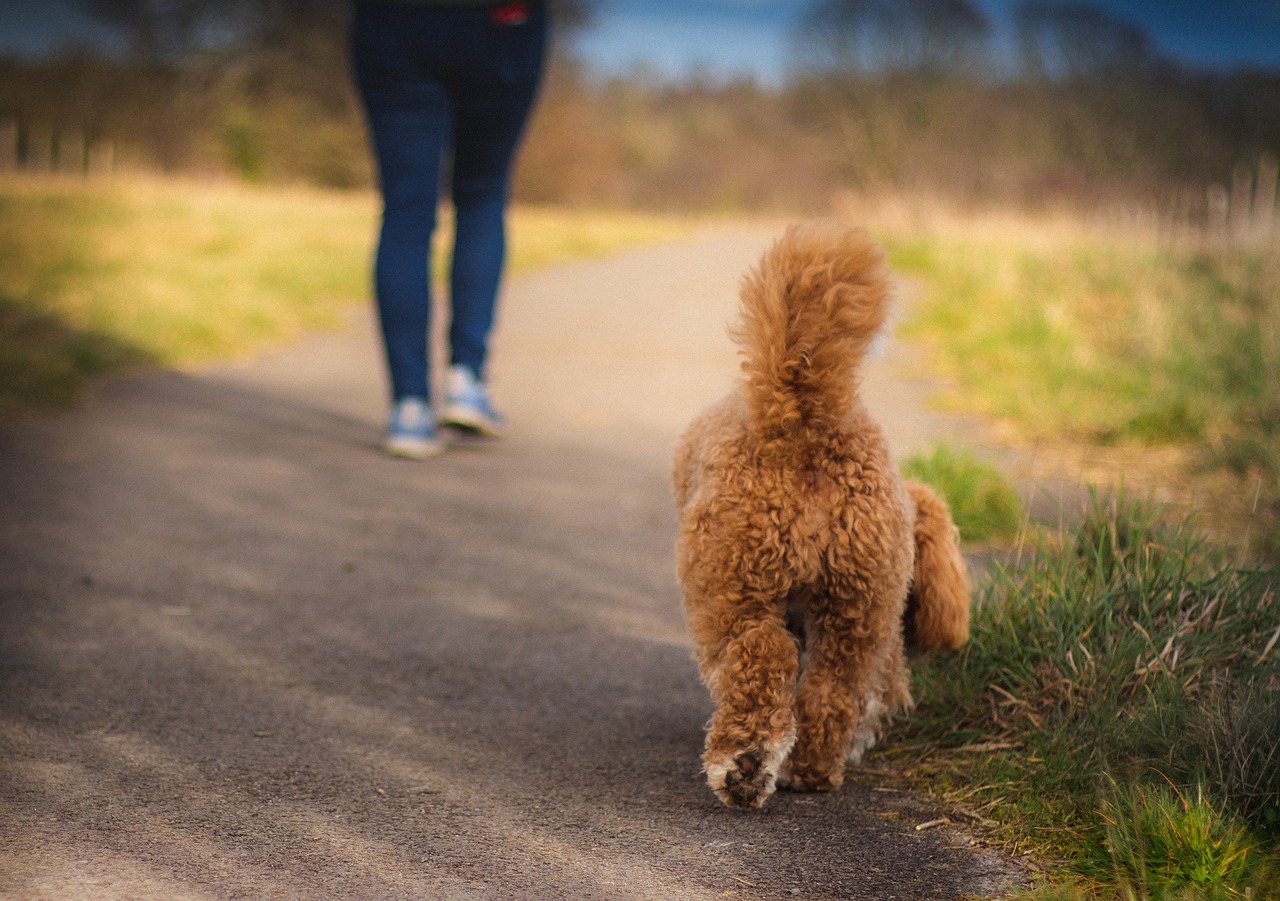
[{"xmin": 672, "ymin": 221, "xmax": 970, "ymax": 809}]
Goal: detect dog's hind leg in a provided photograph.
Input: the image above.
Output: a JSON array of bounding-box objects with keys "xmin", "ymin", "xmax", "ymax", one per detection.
[
  {"xmin": 694, "ymin": 607, "xmax": 799, "ymax": 809},
  {"xmin": 779, "ymin": 602, "xmax": 908, "ymax": 793}
]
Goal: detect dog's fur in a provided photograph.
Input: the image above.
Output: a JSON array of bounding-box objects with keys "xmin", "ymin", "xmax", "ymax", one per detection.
[{"xmin": 672, "ymin": 221, "xmax": 970, "ymax": 809}]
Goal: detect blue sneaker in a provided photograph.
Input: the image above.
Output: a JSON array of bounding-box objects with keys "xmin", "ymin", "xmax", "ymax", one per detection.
[
  {"xmin": 440, "ymin": 365, "xmax": 505, "ymax": 438},
  {"xmin": 384, "ymin": 397, "xmax": 444, "ymax": 459}
]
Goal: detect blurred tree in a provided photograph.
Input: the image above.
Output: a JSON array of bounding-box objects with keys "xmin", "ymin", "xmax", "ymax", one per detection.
[
  {"xmin": 549, "ymin": 0, "xmax": 595, "ymax": 34},
  {"xmin": 79, "ymin": 0, "xmax": 594, "ymax": 63},
  {"xmin": 1013, "ymin": 1, "xmax": 1161, "ymax": 81},
  {"xmin": 71, "ymin": 0, "xmax": 596, "ymax": 185},
  {"xmin": 789, "ymin": 0, "xmax": 992, "ymax": 197},
  {"xmin": 10, "ymin": 0, "xmax": 1269, "ymax": 211},
  {"xmin": 797, "ymin": 0, "xmax": 991, "ymax": 77},
  {"xmin": 78, "ymin": 0, "xmax": 242, "ymax": 63}
]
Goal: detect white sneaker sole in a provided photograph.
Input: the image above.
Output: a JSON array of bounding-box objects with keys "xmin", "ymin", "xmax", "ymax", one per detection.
[
  {"xmin": 440, "ymin": 404, "xmax": 503, "ymax": 439},
  {"xmin": 384, "ymin": 433, "xmax": 445, "ymax": 459}
]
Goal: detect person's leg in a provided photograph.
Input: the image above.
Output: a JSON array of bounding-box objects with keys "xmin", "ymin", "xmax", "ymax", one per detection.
[
  {"xmin": 447, "ymin": 5, "xmax": 549, "ymax": 380},
  {"xmin": 447, "ymin": 182, "xmax": 507, "ymax": 380},
  {"xmin": 351, "ymin": 4, "xmax": 451, "ymax": 404}
]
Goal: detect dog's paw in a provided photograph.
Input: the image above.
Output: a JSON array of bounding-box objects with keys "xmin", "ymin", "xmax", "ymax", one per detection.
[
  {"xmin": 776, "ymin": 763, "xmax": 842, "ymax": 794},
  {"xmin": 705, "ymin": 750, "xmax": 776, "ymax": 809}
]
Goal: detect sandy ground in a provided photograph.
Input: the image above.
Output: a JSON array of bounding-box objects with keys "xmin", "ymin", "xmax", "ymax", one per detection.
[{"xmin": 0, "ymin": 227, "xmax": 1028, "ymax": 899}]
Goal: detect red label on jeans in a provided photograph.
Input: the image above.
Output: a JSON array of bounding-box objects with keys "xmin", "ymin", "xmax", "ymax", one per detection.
[{"xmin": 491, "ymin": 2, "xmax": 529, "ymax": 25}]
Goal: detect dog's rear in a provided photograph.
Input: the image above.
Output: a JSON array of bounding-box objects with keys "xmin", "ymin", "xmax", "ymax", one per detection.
[
  {"xmin": 674, "ymin": 221, "xmax": 968, "ymax": 809},
  {"xmin": 734, "ymin": 223, "xmax": 970, "ymax": 654}
]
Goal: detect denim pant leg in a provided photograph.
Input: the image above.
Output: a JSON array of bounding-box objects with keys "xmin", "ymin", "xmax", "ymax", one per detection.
[
  {"xmin": 447, "ymin": 10, "xmax": 547, "ymax": 379},
  {"xmin": 370, "ymin": 102, "xmax": 450, "ymax": 402},
  {"xmin": 352, "ymin": 5, "xmax": 452, "ymax": 402},
  {"xmin": 353, "ymin": 3, "xmax": 547, "ymax": 397}
]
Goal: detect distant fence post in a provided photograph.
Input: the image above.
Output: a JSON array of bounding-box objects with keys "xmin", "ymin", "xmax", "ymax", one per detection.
[
  {"xmin": 58, "ymin": 129, "xmax": 86, "ymax": 176},
  {"xmin": 27, "ymin": 122, "xmax": 53, "ymax": 171},
  {"xmin": 0, "ymin": 119, "xmax": 15, "ymax": 171},
  {"xmin": 1230, "ymin": 162, "xmax": 1253, "ymax": 238},
  {"xmin": 1, "ymin": 120, "xmax": 118, "ymax": 177},
  {"xmin": 1213, "ymin": 156, "xmax": 1280, "ymax": 244},
  {"xmin": 1256, "ymin": 153, "xmax": 1278, "ymax": 239},
  {"xmin": 1207, "ymin": 183, "xmax": 1229, "ymax": 240},
  {"xmin": 88, "ymin": 138, "xmax": 115, "ymax": 176}
]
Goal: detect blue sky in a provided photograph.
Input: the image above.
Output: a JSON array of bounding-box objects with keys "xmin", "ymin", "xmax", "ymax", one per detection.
[
  {"xmin": 0, "ymin": 3, "xmax": 125, "ymax": 57},
  {"xmin": 575, "ymin": 0, "xmax": 1280, "ymax": 84},
  {"xmin": 3, "ymin": 0, "xmax": 1279, "ymax": 84}
]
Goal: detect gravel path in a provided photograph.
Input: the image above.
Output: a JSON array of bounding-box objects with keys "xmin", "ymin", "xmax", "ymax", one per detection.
[{"xmin": 0, "ymin": 227, "xmax": 1025, "ymax": 899}]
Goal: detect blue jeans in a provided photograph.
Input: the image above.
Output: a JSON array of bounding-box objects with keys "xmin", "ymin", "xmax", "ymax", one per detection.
[{"xmin": 351, "ymin": 1, "xmax": 548, "ymax": 402}]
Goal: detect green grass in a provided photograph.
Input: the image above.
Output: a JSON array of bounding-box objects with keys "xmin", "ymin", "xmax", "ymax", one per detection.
[
  {"xmin": 878, "ymin": 213, "xmax": 1280, "ymax": 559},
  {"xmin": 902, "ymin": 444, "xmax": 1024, "ymax": 545},
  {"xmin": 1096, "ymin": 781, "xmax": 1274, "ymax": 900},
  {"xmin": 886, "ymin": 492, "xmax": 1280, "ymax": 899},
  {"xmin": 0, "ymin": 175, "xmax": 693, "ymax": 418}
]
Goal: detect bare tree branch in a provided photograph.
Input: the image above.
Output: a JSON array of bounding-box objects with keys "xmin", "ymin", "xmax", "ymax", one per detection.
[
  {"xmin": 1014, "ymin": 1, "xmax": 1162, "ymax": 81},
  {"xmin": 797, "ymin": 0, "xmax": 991, "ymax": 77}
]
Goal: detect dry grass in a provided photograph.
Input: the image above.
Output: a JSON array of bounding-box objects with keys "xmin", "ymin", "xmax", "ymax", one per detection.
[
  {"xmin": 845, "ymin": 197, "xmax": 1280, "ymax": 558},
  {"xmin": 0, "ymin": 174, "xmax": 694, "ymax": 417}
]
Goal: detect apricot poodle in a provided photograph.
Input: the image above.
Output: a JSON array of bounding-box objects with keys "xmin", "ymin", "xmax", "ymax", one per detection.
[{"xmin": 672, "ymin": 221, "xmax": 970, "ymax": 809}]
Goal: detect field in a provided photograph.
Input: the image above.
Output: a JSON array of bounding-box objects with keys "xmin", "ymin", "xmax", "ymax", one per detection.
[
  {"xmin": 2, "ymin": 176, "xmax": 1277, "ymax": 898},
  {"xmin": 872, "ymin": 208, "xmax": 1278, "ymax": 900},
  {"xmin": 867, "ymin": 205, "xmax": 1279, "ymax": 560},
  {"xmin": 0, "ymin": 175, "xmax": 693, "ymax": 417}
]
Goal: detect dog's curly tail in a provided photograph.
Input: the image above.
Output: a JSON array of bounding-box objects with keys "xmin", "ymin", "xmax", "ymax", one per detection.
[
  {"xmin": 904, "ymin": 481, "xmax": 971, "ymax": 650},
  {"xmin": 733, "ymin": 220, "xmax": 892, "ymax": 438}
]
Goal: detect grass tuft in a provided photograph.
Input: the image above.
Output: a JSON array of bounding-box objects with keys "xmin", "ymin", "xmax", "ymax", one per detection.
[
  {"xmin": 901, "ymin": 443, "xmax": 1024, "ymax": 545},
  {"xmin": 1096, "ymin": 781, "xmax": 1274, "ymax": 900},
  {"xmin": 891, "ymin": 491, "xmax": 1280, "ymax": 898},
  {"xmin": 1150, "ymin": 679, "xmax": 1280, "ymax": 843}
]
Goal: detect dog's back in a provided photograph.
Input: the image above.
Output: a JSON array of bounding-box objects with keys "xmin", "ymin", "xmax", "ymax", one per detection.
[
  {"xmin": 674, "ymin": 221, "xmax": 913, "ymax": 601},
  {"xmin": 675, "ymin": 220, "xmax": 967, "ymax": 646}
]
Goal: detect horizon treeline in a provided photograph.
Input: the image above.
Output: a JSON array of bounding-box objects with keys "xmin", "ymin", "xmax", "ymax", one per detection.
[{"xmin": 2, "ymin": 0, "xmax": 1278, "ymax": 221}]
